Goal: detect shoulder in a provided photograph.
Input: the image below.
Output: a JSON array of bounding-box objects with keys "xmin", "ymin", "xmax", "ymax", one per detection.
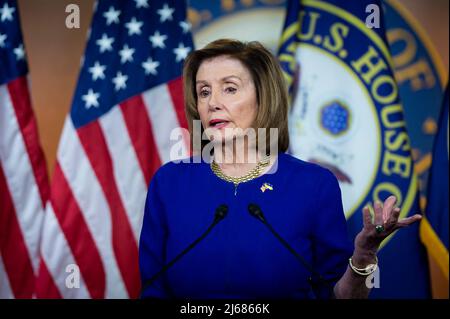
[
  {"xmin": 278, "ymin": 152, "xmax": 338, "ymax": 184},
  {"xmin": 150, "ymin": 155, "xmax": 206, "ymax": 185}
]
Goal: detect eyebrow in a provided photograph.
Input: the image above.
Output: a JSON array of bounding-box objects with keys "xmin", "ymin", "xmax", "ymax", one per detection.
[{"xmin": 196, "ymin": 75, "xmax": 242, "ymax": 85}]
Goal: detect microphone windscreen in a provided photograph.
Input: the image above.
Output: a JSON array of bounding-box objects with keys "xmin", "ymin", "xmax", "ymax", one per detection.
[
  {"xmin": 215, "ymin": 204, "xmax": 228, "ymax": 220},
  {"xmin": 248, "ymin": 203, "xmax": 262, "ymax": 218}
]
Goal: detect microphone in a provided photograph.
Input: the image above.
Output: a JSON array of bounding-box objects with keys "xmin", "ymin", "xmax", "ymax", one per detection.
[
  {"xmin": 247, "ymin": 203, "xmax": 332, "ymax": 292},
  {"xmin": 140, "ymin": 204, "xmax": 228, "ymax": 298}
]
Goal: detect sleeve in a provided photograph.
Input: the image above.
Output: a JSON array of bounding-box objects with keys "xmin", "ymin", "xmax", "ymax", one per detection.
[
  {"xmin": 138, "ymin": 171, "xmax": 172, "ymax": 299},
  {"xmin": 310, "ymin": 169, "xmax": 353, "ymax": 299}
]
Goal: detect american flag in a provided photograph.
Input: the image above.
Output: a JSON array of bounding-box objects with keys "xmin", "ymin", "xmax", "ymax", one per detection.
[
  {"xmin": 0, "ymin": 0, "xmax": 49, "ymax": 298},
  {"xmin": 36, "ymin": 0, "xmax": 193, "ymax": 298}
]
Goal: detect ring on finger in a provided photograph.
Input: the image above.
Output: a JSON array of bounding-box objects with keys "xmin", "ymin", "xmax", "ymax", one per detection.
[{"xmin": 375, "ymin": 225, "xmax": 385, "ymax": 234}]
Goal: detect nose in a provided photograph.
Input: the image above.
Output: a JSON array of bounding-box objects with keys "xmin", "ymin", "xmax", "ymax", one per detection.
[{"xmin": 208, "ymin": 90, "xmax": 222, "ymax": 111}]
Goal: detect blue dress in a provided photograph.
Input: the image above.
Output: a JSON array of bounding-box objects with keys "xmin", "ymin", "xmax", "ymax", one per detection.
[{"xmin": 139, "ymin": 153, "xmax": 353, "ymax": 299}]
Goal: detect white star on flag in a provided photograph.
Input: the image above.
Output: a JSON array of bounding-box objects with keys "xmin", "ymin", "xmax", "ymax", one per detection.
[
  {"xmin": 13, "ymin": 44, "xmax": 25, "ymax": 60},
  {"xmin": 125, "ymin": 17, "xmax": 143, "ymax": 36},
  {"xmin": 103, "ymin": 6, "xmax": 120, "ymax": 25},
  {"xmin": 179, "ymin": 21, "xmax": 191, "ymax": 34},
  {"xmin": 173, "ymin": 42, "xmax": 191, "ymax": 62},
  {"xmin": 112, "ymin": 71, "xmax": 128, "ymax": 91},
  {"xmin": 88, "ymin": 61, "xmax": 106, "ymax": 81},
  {"xmin": 0, "ymin": 2, "xmax": 15, "ymax": 22},
  {"xmin": 142, "ymin": 57, "xmax": 160, "ymax": 75},
  {"xmin": 119, "ymin": 44, "xmax": 135, "ymax": 64},
  {"xmin": 157, "ymin": 3, "xmax": 174, "ymax": 22},
  {"xmin": 82, "ymin": 89, "xmax": 100, "ymax": 109},
  {"xmin": 0, "ymin": 33, "xmax": 7, "ymax": 48},
  {"xmin": 96, "ymin": 33, "xmax": 114, "ymax": 53},
  {"xmin": 149, "ymin": 31, "xmax": 167, "ymax": 49},
  {"xmin": 134, "ymin": 0, "xmax": 149, "ymax": 9}
]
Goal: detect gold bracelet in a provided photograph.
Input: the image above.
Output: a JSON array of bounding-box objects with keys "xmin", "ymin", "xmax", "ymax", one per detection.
[{"xmin": 348, "ymin": 256, "xmax": 378, "ymax": 276}]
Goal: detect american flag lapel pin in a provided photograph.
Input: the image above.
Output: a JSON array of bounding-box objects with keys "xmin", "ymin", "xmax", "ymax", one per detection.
[{"xmin": 260, "ymin": 182, "xmax": 273, "ymax": 193}]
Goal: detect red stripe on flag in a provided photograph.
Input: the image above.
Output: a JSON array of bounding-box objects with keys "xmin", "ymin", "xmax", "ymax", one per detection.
[
  {"xmin": 167, "ymin": 77, "xmax": 191, "ymax": 154},
  {"xmin": 7, "ymin": 77, "xmax": 49, "ymax": 206},
  {"xmin": 120, "ymin": 95, "xmax": 161, "ymax": 185},
  {"xmin": 167, "ymin": 77, "xmax": 188, "ymax": 130},
  {"xmin": 51, "ymin": 163, "xmax": 106, "ymax": 298},
  {"xmin": 77, "ymin": 121, "xmax": 141, "ymax": 298},
  {"xmin": 0, "ymin": 163, "xmax": 35, "ymax": 298},
  {"xmin": 35, "ymin": 258, "xmax": 63, "ymax": 299}
]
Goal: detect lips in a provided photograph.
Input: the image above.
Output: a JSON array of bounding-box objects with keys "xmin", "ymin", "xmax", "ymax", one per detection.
[{"xmin": 209, "ymin": 119, "xmax": 230, "ymax": 129}]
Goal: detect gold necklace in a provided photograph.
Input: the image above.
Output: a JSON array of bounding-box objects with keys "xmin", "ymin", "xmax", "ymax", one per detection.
[{"xmin": 210, "ymin": 156, "xmax": 270, "ymax": 194}]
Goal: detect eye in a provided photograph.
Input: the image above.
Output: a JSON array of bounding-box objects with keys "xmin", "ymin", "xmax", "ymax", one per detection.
[
  {"xmin": 225, "ymin": 86, "xmax": 237, "ymax": 94},
  {"xmin": 198, "ymin": 88, "xmax": 210, "ymax": 98}
]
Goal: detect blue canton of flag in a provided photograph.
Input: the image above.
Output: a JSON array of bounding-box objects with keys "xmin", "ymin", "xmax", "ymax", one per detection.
[
  {"xmin": 0, "ymin": 0, "xmax": 27, "ymax": 84},
  {"xmin": 71, "ymin": 0, "xmax": 193, "ymax": 128}
]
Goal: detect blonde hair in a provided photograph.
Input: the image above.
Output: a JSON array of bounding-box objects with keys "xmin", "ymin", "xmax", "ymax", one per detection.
[{"xmin": 183, "ymin": 39, "xmax": 289, "ymax": 153}]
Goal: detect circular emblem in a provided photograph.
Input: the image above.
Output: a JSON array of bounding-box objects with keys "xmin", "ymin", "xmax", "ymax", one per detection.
[
  {"xmin": 281, "ymin": 0, "xmax": 418, "ymax": 228},
  {"xmin": 289, "ymin": 41, "xmax": 380, "ymax": 219}
]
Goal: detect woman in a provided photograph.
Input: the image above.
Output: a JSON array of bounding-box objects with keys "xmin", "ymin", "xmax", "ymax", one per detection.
[{"xmin": 139, "ymin": 39, "xmax": 421, "ymax": 299}]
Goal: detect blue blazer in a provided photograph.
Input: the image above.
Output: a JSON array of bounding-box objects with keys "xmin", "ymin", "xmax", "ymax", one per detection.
[{"xmin": 139, "ymin": 153, "xmax": 353, "ymax": 299}]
